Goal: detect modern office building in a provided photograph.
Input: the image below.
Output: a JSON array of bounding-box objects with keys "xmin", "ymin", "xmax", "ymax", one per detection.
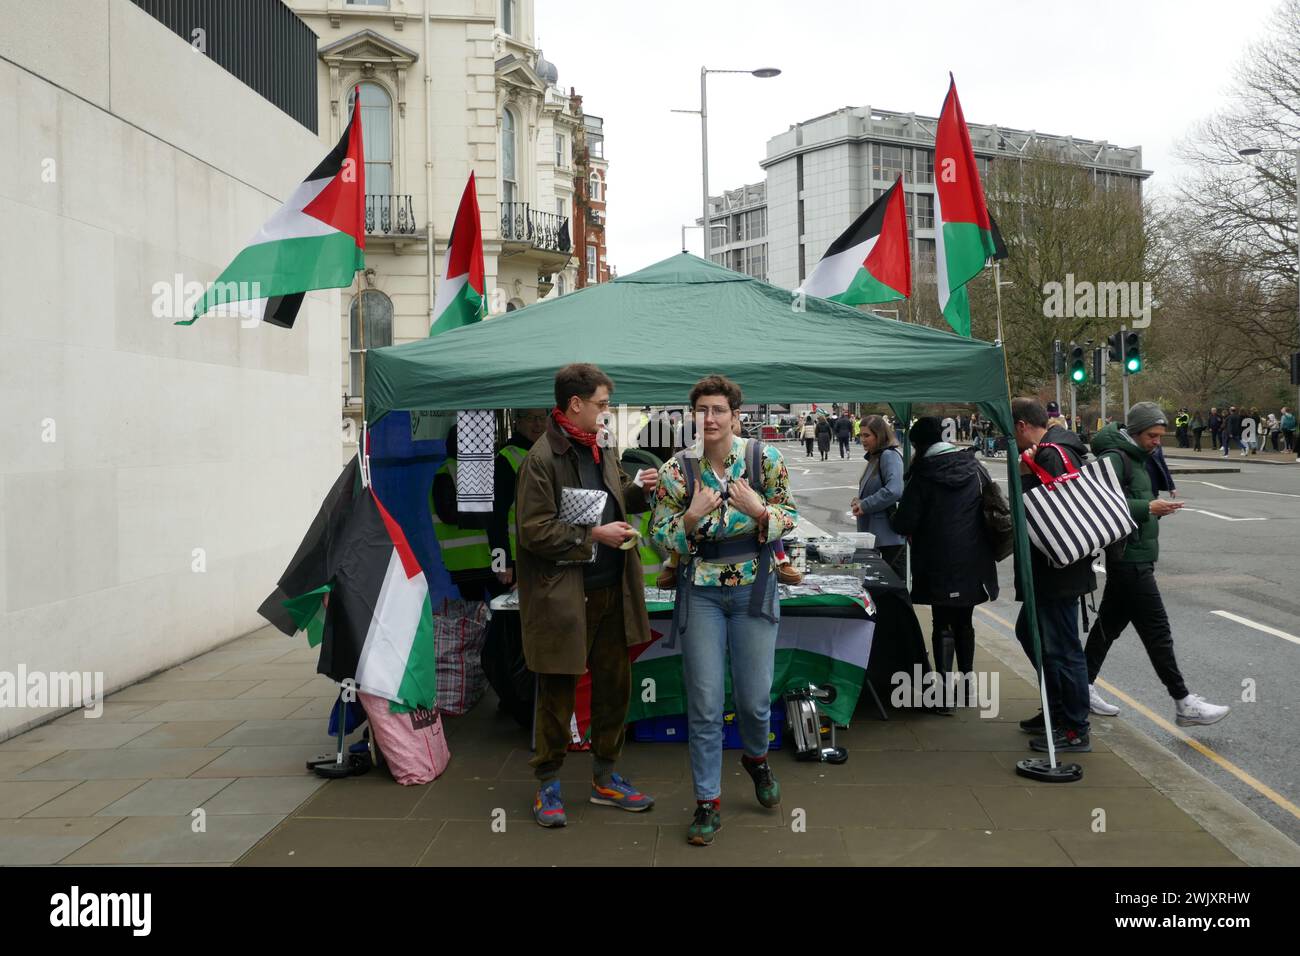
[
  {"xmin": 699, "ymin": 180, "xmax": 768, "ymax": 281},
  {"xmin": 713, "ymin": 106, "xmax": 1152, "ymax": 298}
]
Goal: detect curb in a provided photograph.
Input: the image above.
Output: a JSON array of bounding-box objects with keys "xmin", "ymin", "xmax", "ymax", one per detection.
[
  {"xmin": 1162, "ymin": 452, "xmax": 1298, "ymax": 468},
  {"xmin": 1167, "ymin": 466, "xmax": 1241, "ymax": 475},
  {"xmin": 968, "ymin": 612, "xmax": 1300, "ymax": 867}
]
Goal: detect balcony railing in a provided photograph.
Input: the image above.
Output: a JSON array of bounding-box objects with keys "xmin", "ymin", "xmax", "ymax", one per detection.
[
  {"xmin": 501, "ymin": 202, "xmax": 572, "ymax": 253},
  {"xmin": 365, "ymin": 194, "xmax": 418, "ymax": 236}
]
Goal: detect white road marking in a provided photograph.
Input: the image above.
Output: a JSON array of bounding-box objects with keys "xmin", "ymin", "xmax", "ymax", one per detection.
[
  {"xmin": 1183, "ymin": 508, "xmax": 1265, "ymax": 522},
  {"xmin": 798, "ymin": 485, "xmax": 858, "ymax": 492},
  {"xmin": 1211, "ymin": 610, "xmax": 1300, "ymax": 647},
  {"xmin": 1189, "ymin": 481, "xmax": 1300, "ymax": 499}
]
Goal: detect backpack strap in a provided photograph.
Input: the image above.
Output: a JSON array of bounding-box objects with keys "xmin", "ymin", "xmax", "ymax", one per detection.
[
  {"xmin": 1099, "ymin": 447, "xmax": 1133, "ymax": 491},
  {"xmin": 745, "ymin": 437, "xmax": 766, "ymax": 495}
]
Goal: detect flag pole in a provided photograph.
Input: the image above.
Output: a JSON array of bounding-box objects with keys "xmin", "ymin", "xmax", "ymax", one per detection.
[{"xmin": 356, "ymin": 266, "xmax": 371, "ymax": 488}]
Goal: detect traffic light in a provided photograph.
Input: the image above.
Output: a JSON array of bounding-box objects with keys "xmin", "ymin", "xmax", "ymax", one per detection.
[
  {"xmin": 1107, "ymin": 331, "xmax": 1123, "ymax": 364},
  {"xmin": 1069, "ymin": 345, "xmax": 1087, "ymax": 384},
  {"xmin": 1092, "ymin": 347, "xmax": 1104, "ymax": 383},
  {"xmin": 1124, "ymin": 331, "xmax": 1142, "ymax": 374},
  {"xmin": 1053, "ymin": 340, "xmax": 1065, "ymax": 375}
]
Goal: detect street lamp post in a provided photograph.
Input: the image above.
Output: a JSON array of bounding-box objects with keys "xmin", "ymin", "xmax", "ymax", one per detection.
[
  {"xmin": 675, "ymin": 67, "xmax": 780, "ymax": 262},
  {"xmin": 1238, "ymin": 146, "xmax": 1300, "ymax": 419}
]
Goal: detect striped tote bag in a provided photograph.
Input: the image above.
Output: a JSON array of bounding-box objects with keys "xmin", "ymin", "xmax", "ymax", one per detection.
[{"xmin": 1021, "ymin": 443, "xmax": 1137, "ymax": 569}]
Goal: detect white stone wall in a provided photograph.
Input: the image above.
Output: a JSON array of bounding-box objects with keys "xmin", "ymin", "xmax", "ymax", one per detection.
[{"xmin": 0, "ymin": 0, "xmax": 339, "ymax": 739}]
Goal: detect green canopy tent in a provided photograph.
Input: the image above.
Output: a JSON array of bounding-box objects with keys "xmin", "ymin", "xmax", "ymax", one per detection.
[{"xmin": 365, "ymin": 253, "xmax": 1073, "ymax": 779}]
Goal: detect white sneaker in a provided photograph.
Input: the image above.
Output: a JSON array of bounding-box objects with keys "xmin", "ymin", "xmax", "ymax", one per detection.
[
  {"xmin": 1241, "ymin": 450, "xmax": 1248, "ymax": 457},
  {"xmin": 1175, "ymin": 694, "xmax": 1230, "ymax": 727},
  {"xmin": 1089, "ymin": 684, "xmax": 1120, "ymax": 716}
]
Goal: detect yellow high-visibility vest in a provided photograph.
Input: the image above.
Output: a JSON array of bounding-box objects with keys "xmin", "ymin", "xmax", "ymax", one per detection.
[
  {"xmin": 431, "ymin": 460, "xmax": 492, "ymax": 571},
  {"xmin": 500, "ymin": 444, "xmax": 529, "ymax": 560}
]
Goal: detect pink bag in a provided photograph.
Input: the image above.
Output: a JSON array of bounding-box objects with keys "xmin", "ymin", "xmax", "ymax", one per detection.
[{"xmin": 359, "ymin": 691, "xmax": 452, "ymax": 786}]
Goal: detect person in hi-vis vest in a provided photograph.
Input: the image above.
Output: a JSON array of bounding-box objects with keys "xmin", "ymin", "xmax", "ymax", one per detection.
[
  {"xmin": 431, "ymin": 424, "xmax": 497, "ymax": 600},
  {"xmin": 487, "ymin": 408, "xmax": 550, "ymax": 589}
]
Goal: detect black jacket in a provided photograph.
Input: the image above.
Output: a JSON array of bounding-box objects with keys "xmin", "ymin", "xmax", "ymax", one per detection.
[
  {"xmin": 891, "ymin": 447, "xmax": 998, "ymax": 607},
  {"xmin": 1014, "ymin": 425, "xmax": 1097, "ymax": 602},
  {"xmin": 833, "ymin": 416, "xmax": 854, "ymax": 440}
]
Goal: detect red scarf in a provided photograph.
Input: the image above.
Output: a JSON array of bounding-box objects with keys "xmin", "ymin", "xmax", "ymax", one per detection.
[{"xmin": 553, "ymin": 407, "xmax": 601, "ymax": 463}]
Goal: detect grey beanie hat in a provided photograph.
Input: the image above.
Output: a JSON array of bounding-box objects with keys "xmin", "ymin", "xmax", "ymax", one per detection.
[{"xmin": 1126, "ymin": 402, "xmax": 1168, "ymax": 435}]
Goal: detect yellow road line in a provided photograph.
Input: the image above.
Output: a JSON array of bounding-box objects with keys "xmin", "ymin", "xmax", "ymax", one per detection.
[{"xmin": 975, "ymin": 605, "xmax": 1300, "ymax": 821}]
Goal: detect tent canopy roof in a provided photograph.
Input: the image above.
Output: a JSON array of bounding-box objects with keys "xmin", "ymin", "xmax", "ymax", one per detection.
[{"xmin": 365, "ymin": 253, "xmax": 1008, "ymax": 419}]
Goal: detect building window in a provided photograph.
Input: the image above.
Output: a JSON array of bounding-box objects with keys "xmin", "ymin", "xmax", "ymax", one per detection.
[
  {"xmin": 874, "ymin": 144, "xmax": 907, "ymax": 182},
  {"xmin": 556, "ymin": 274, "xmax": 566, "ymax": 296},
  {"xmin": 501, "ymin": 109, "xmax": 517, "ymax": 206},
  {"xmin": 588, "ymin": 133, "xmax": 604, "ymax": 159},
  {"xmin": 916, "ymin": 239, "xmax": 936, "ymax": 275},
  {"xmin": 348, "ymin": 290, "xmax": 393, "ymax": 398},
  {"xmin": 556, "ymin": 198, "xmax": 566, "ymax": 218},
  {"xmin": 501, "ymin": 0, "xmax": 515, "ymax": 35},
  {"xmin": 347, "ymin": 84, "xmax": 393, "ymax": 196},
  {"xmin": 555, "ymin": 132, "xmax": 566, "ymax": 168},
  {"xmin": 589, "ymin": 172, "xmax": 603, "ymax": 202},
  {"xmin": 587, "ymin": 244, "xmax": 598, "ymax": 282},
  {"xmin": 913, "ymin": 192, "xmax": 934, "ymax": 230},
  {"xmin": 916, "ymin": 149, "xmax": 934, "ymax": 184}
]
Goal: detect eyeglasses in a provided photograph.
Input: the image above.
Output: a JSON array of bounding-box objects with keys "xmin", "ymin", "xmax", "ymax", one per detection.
[
  {"xmin": 583, "ymin": 398, "xmax": 612, "ymax": 410},
  {"xmin": 693, "ymin": 405, "xmax": 732, "ymax": 420}
]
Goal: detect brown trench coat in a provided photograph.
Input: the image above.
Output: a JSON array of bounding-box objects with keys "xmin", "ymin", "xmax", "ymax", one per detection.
[{"xmin": 514, "ymin": 416, "xmax": 652, "ymax": 674}]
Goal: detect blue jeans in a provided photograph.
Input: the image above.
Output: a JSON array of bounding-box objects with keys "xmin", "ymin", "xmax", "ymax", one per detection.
[
  {"xmin": 1015, "ymin": 598, "xmax": 1091, "ymax": 736},
  {"xmin": 680, "ymin": 578, "xmax": 779, "ymax": 801}
]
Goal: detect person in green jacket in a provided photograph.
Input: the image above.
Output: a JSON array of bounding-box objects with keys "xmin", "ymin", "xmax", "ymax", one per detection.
[{"xmin": 1084, "ymin": 403, "xmax": 1231, "ymax": 727}]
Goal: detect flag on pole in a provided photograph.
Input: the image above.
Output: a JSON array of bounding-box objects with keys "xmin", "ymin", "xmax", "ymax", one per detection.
[
  {"xmin": 934, "ymin": 74, "xmax": 997, "ymax": 337},
  {"xmin": 800, "ymin": 175, "xmax": 911, "ymax": 305},
  {"xmin": 181, "ymin": 87, "xmax": 367, "ymax": 327},
  {"xmin": 430, "ymin": 172, "xmax": 487, "ymax": 336},
  {"xmin": 318, "ymin": 486, "xmax": 438, "ymax": 710}
]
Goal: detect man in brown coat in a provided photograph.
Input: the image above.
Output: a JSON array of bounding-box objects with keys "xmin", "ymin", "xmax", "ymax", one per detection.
[{"xmin": 515, "ymin": 363, "xmax": 658, "ymax": 827}]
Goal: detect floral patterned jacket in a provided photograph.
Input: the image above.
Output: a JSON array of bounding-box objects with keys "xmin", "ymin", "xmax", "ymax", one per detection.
[{"xmin": 650, "ymin": 436, "xmax": 799, "ymax": 587}]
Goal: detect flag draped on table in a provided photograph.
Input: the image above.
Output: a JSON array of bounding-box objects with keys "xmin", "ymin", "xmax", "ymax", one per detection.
[
  {"xmin": 182, "ymin": 87, "xmax": 366, "ymax": 328},
  {"xmin": 800, "ymin": 175, "xmax": 911, "ymax": 305},
  {"xmin": 934, "ymin": 74, "xmax": 997, "ymax": 337},
  {"xmin": 430, "ymin": 172, "xmax": 487, "ymax": 336}
]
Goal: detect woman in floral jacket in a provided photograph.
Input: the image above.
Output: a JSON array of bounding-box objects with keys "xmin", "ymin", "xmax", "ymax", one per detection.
[{"xmin": 651, "ymin": 374, "xmax": 799, "ymax": 847}]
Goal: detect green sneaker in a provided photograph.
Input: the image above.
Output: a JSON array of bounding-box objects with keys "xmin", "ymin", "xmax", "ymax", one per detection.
[
  {"xmin": 742, "ymin": 757, "xmax": 781, "ymax": 808},
  {"xmin": 687, "ymin": 801, "xmax": 721, "ymax": 846}
]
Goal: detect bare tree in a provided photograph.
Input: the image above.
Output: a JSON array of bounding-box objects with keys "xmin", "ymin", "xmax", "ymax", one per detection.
[{"xmin": 1175, "ymin": 0, "xmax": 1299, "ymax": 370}]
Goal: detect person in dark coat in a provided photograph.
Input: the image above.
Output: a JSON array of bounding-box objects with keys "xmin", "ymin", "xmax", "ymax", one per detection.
[
  {"xmin": 1010, "ymin": 398, "xmax": 1095, "ymax": 753},
  {"xmin": 891, "ymin": 417, "xmax": 999, "ymax": 692},
  {"xmin": 833, "ymin": 414, "xmax": 854, "ymax": 458},
  {"xmin": 815, "ymin": 415, "xmax": 833, "ymax": 461}
]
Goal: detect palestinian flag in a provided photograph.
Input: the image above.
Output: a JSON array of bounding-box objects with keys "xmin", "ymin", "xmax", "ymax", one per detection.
[
  {"xmin": 258, "ymin": 457, "xmax": 363, "ymax": 639},
  {"xmin": 320, "ymin": 486, "xmax": 437, "ymax": 710},
  {"xmin": 429, "ymin": 172, "xmax": 486, "ymax": 336},
  {"xmin": 934, "ymin": 74, "xmax": 997, "ymax": 337},
  {"xmin": 800, "ymin": 175, "xmax": 911, "ymax": 305},
  {"xmin": 626, "ymin": 609, "xmax": 873, "ymax": 726},
  {"xmin": 181, "ymin": 87, "xmax": 366, "ymax": 327}
]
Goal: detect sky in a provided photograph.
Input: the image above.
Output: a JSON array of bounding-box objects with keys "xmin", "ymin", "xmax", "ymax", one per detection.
[{"xmin": 535, "ymin": 0, "xmax": 1283, "ymax": 275}]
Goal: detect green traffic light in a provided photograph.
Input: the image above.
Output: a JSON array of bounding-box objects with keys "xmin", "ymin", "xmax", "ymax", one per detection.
[
  {"xmin": 1126, "ymin": 357, "xmax": 1141, "ymax": 373},
  {"xmin": 1071, "ymin": 368, "xmax": 1086, "ymax": 383}
]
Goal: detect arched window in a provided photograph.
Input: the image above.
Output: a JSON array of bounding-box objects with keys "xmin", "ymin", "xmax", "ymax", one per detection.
[
  {"xmin": 347, "ymin": 83, "xmax": 393, "ymax": 197},
  {"xmin": 348, "ymin": 290, "xmax": 393, "ymax": 398},
  {"xmin": 502, "ymin": 109, "xmax": 518, "ymax": 207},
  {"xmin": 589, "ymin": 172, "xmax": 603, "ymax": 202}
]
